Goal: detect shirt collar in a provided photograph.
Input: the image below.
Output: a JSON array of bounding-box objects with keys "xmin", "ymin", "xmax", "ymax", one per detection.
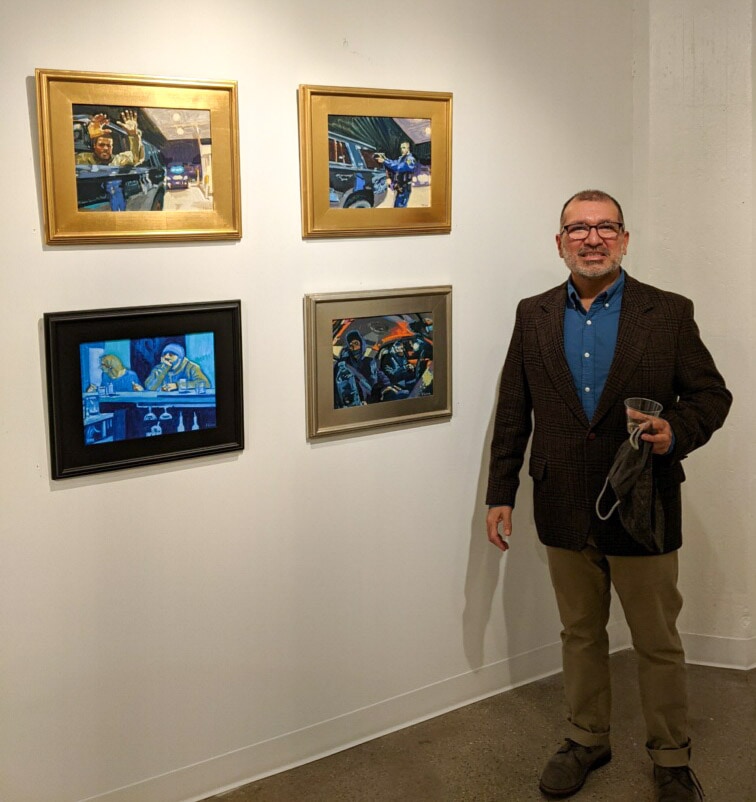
[{"xmin": 567, "ymin": 268, "xmax": 625, "ymax": 310}]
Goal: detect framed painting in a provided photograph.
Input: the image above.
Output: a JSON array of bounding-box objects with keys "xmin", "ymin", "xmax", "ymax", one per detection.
[
  {"xmin": 35, "ymin": 68, "xmax": 241, "ymax": 245},
  {"xmin": 44, "ymin": 300, "xmax": 244, "ymax": 479},
  {"xmin": 304, "ymin": 286, "xmax": 452, "ymax": 438},
  {"xmin": 298, "ymin": 85, "xmax": 452, "ymax": 238}
]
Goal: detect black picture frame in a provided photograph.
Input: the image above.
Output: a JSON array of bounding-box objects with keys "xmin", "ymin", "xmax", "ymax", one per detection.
[{"xmin": 44, "ymin": 300, "xmax": 244, "ymax": 479}]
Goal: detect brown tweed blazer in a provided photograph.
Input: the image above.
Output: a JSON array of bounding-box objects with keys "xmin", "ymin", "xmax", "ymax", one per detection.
[{"xmin": 486, "ymin": 272, "xmax": 732, "ymax": 555}]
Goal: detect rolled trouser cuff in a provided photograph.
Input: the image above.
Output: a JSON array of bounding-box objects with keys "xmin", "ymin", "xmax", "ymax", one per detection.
[
  {"xmin": 568, "ymin": 721, "xmax": 611, "ymax": 748},
  {"xmin": 647, "ymin": 740, "xmax": 691, "ymax": 767}
]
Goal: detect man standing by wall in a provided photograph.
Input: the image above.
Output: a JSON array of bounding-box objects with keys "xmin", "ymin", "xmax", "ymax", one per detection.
[{"xmin": 486, "ymin": 190, "xmax": 731, "ymax": 801}]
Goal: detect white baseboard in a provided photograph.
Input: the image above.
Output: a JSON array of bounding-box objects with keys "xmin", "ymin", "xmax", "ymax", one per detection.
[
  {"xmin": 81, "ymin": 634, "xmax": 575, "ymax": 802},
  {"xmin": 82, "ymin": 622, "xmax": 756, "ymax": 802},
  {"xmin": 681, "ymin": 632, "xmax": 756, "ymax": 670}
]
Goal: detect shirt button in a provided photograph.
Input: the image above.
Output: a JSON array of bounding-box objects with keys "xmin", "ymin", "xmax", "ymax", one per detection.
[
  {"xmin": 584, "ymin": 352, "xmax": 590, "ymax": 358},
  {"xmin": 584, "ymin": 387, "xmax": 591, "ymax": 393},
  {"xmin": 586, "ymin": 320, "xmax": 592, "ymax": 326},
  {"xmin": 604, "ymin": 303, "xmax": 610, "ymax": 308}
]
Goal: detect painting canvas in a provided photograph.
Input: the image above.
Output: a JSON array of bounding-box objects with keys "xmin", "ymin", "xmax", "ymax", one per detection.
[
  {"xmin": 304, "ymin": 287, "xmax": 451, "ymax": 438},
  {"xmin": 72, "ymin": 104, "xmax": 213, "ymax": 213},
  {"xmin": 45, "ymin": 301, "xmax": 243, "ymax": 478},
  {"xmin": 79, "ymin": 332, "xmax": 217, "ymax": 446},
  {"xmin": 332, "ymin": 312, "xmax": 434, "ymax": 408},
  {"xmin": 327, "ymin": 115, "xmax": 432, "ymax": 210}
]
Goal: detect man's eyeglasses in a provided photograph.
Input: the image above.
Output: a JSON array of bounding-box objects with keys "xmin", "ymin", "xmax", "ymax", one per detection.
[{"xmin": 561, "ymin": 222, "xmax": 624, "ymax": 241}]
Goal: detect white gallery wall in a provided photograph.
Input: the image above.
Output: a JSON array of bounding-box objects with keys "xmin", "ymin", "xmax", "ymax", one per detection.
[
  {"xmin": 632, "ymin": 0, "xmax": 755, "ymax": 666},
  {"xmin": 0, "ymin": 1, "xmax": 751, "ymax": 801}
]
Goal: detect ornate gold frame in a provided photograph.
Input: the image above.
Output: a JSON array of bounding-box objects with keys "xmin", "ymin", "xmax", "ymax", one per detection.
[
  {"xmin": 298, "ymin": 85, "xmax": 452, "ymax": 238},
  {"xmin": 36, "ymin": 68, "xmax": 241, "ymax": 245},
  {"xmin": 304, "ymin": 286, "xmax": 452, "ymax": 439}
]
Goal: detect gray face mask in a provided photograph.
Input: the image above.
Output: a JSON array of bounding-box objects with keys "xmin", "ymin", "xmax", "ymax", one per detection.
[{"xmin": 595, "ymin": 427, "xmax": 665, "ymax": 552}]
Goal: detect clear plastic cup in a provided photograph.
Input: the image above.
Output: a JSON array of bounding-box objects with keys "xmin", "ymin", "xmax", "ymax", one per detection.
[{"xmin": 624, "ymin": 397, "xmax": 663, "ymax": 434}]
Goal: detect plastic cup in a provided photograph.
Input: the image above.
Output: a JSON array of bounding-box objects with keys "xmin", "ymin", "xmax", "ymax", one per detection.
[{"xmin": 624, "ymin": 397, "xmax": 663, "ymax": 434}]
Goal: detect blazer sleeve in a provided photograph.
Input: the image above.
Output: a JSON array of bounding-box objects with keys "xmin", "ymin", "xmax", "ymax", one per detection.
[
  {"xmin": 664, "ymin": 299, "xmax": 732, "ymax": 459},
  {"xmin": 486, "ymin": 301, "xmax": 534, "ymax": 507}
]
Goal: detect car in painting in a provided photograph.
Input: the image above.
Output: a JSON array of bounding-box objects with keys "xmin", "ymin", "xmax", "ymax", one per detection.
[
  {"xmin": 166, "ymin": 163, "xmax": 190, "ymax": 190},
  {"xmin": 73, "ymin": 115, "xmax": 167, "ymax": 212},
  {"xmin": 328, "ymin": 132, "xmax": 388, "ymax": 209}
]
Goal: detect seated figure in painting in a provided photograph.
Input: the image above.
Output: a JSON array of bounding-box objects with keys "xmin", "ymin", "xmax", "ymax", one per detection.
[
  {"xmin": 380, "ymin": 340, "xmax": 417, "ymax": 392},
  {"xmin": 86, "ymin": 354, "xmax": 143, "ymax": 393},
  {"xmin": 333, "ymin": 330, "xmax": 406, "ymax": 407},
  {"xmin": 144, "ymin": 343, "xmax": 211, "ymax": 392}
]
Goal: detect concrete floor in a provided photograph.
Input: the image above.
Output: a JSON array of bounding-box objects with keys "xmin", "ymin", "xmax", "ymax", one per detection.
[{"xmin": 207, "ymin": 650, "xmax": 754, "ymax": 801}]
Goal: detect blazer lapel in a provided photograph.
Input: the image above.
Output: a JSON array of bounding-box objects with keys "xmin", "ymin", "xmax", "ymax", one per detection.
[
  {"xmin": 590, "ymin": 274, "xmax": 655, "ymax": 426},
  {"xmin": 536, "ymin": 283, "xmax": 590, "ymax": 427}
]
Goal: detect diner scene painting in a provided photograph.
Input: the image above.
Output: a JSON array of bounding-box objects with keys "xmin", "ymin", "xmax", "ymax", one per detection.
[
  {"xmin": 332, "ymin": 312, "xmax": 434, "ymax": 409},
  {"xmin": 327, "ymin": 115, "xmax": 432, "ymax": 210},
  {"xmin": 80, "ymin": 333, "xmax": 216, "ymax": 446},
  {"xmin": 72, "ymin": 104, "xmax": 214, "ymax": 213}
]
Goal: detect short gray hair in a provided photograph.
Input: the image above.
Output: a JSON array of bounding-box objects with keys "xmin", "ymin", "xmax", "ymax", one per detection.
[{"xmin": 560, "ymin": 189, "xmax": 624, "ymax": 226}]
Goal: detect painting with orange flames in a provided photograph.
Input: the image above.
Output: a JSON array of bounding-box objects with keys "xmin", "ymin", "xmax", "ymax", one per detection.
[{"xmin": 331, "ymin": 313, "xmax": 433, "ymax": 409}]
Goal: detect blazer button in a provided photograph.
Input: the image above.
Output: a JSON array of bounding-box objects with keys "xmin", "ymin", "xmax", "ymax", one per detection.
[{"xmin": 587, "ymin": 432, "xmax": 597, "ymax": 440}]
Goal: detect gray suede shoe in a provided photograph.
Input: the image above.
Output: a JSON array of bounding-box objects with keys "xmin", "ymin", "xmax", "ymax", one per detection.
[
  {"xmin": 654, "ymin": 765, "xmax": 705, "ymax": 801},
  {"xmin": 539, "ymin": 738, "xmax": 612, "ymax": 798}
]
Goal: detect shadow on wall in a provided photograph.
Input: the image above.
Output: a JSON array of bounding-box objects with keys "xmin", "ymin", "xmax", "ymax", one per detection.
[{"xmin": 462, "ymin": 375, "xmax": 560, "ymax": 680}]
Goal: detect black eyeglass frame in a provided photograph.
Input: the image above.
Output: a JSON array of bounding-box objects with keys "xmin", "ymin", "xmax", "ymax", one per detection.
[{"xmin": 560, "ymin": 221, "xmax": 625, "ymax": 241}]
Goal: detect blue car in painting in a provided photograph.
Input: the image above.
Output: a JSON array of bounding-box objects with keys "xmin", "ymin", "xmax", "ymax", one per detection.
[
  {"xmin": 328, "ymin": 132, "xmax": 388, "ymax": 208},
  {"xmin": 166, "ymin": 163, "xmax": 190, "ymax": 190}
]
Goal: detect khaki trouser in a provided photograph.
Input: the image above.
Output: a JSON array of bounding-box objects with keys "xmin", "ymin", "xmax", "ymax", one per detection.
[{"xmin": 546, "ymin": 544, "xmax": 691, "ymax": 767}]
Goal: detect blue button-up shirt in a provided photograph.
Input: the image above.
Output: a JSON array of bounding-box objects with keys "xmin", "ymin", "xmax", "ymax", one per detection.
[{"xmin": 563, "ymin": 270, "xmax": 625, "ymax": 421}]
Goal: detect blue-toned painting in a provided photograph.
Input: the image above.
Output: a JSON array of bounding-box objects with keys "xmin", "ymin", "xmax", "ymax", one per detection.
[
  {"xmin": 327, "ymin": 115, "xmax": 431, "ymax": 210},
  {"xmin": 332, "ymin": 312, "xmax": 433, "ymax": 409},
  {"xmin": 80, "ymin": 333, "xmax": 217, "ymax": 445}
]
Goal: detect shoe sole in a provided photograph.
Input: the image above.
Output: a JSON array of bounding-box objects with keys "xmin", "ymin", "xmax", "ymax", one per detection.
[{"xmin": 538, "ymin": 751, "xmax": 612, "ymax": 798}]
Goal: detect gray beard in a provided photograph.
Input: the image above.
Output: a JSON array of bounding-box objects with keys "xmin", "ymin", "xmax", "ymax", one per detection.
[{"xmin": 567, "ymin": 254, "xmax": 623, "ymax": 280}]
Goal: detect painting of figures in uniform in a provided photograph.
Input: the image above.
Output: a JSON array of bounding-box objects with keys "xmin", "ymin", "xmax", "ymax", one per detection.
[
  {"xmin": 298, "ymin": 85, "xmax": 451, "ymax": 238},
  {"xmin": 332, "ymin": 313, "xmax": 433, "ymax": 409},
  {"xmin": 72, "ymin": 104, "xmax": 213, "ymax": 213},
  {"xmin": 327, "ymin": 116, "xmax": 431, "ymax": 210},
  {"xmin": 35, "ymin": 69, "xmax": 241, "ymax": 244},
  {"xmin": 79, "ymin": 333, "xmax": 217, "ymax": 446},
  {"xmin": 44, "ymin": 301, "xmax": 244, "ymax": 479},
  {"xmin": 304, "ymin": 287, "xmax": 451, "ymax": 439}
]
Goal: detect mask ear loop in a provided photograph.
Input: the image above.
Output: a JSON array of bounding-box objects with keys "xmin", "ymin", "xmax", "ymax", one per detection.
[
  {"xmin": 596, "ymin": 427, "xmax": 644, "ymax": 520},
  {"xmin": 595, "ymin": 477, "xmax": 620, "ymax": 521},
  {"xmin": 629, "ymin": 425, "xmax": 643, "ymax": 451}
]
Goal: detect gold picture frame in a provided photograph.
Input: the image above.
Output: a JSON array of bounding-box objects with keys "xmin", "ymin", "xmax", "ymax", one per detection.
[
  {"xmin": 35, "ymin": 68, "xmax": 241, "ymax": 245},
  {"xmin": 298, "ymin": 85, "xmax": 452, "ymax": 238},
  {"xmin": 304, "ymin": 286, "xmax": 452, "ymax": 439}
]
